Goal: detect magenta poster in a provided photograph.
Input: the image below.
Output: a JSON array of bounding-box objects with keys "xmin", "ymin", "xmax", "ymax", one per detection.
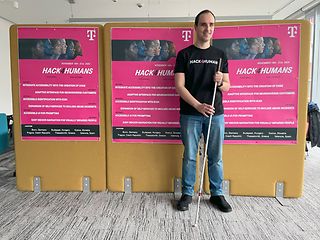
[
  {"xmin": 111, "ymin": 27, "xmax": 193, "ymax": 143},
  {"xmin": 18, "ymin": 27, "xmax": 100, "ymax": 140},
  {"xmin": 212, "ymin": 24, "xmax": 300, "ymax": 144}
]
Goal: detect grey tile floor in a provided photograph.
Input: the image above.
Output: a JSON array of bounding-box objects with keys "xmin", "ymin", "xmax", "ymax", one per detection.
[{"xmin": 0, "ymin": 145, "xmax": 320, "ymax": 240}]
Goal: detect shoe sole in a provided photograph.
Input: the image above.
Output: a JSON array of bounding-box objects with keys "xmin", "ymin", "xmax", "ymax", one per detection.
[
  {"xmin": 210, "ymin": 202, "xmax": 232, "ymax": 213},
  {"xmin": 218, "ymin": 207, "xmax": 232, "ymax": 213},
  {"xmin": 177, "ymin": 205, "xmax": 189, "ymax": 211}
]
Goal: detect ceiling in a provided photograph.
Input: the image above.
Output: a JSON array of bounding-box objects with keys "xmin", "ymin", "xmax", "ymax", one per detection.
[{"xmin": 0, "ymin": 0, "xmax": 318, "ymax": 24}]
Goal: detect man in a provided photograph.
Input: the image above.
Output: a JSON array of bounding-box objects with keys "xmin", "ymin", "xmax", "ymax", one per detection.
[
  {"xmin": 124, "ymin": 41, "xmax": 139, "ymax": 61},
  {"xmin": 50, "ymin": 39, "xmax": 64, "ymax": 60},
  {"xmin": 225, "ymin": 39, "xmax": 241, "ymax": 60},
  {"xmin": 174, "ymin": 9, "xmax": 232, "ymax": 212},
  {"xmin": 31, "ymin": 39, "xmax": 45, "ymax": 59},
  {"xmin": 144, "ymin": 40, "xmax": 160, "ymax": 61}
]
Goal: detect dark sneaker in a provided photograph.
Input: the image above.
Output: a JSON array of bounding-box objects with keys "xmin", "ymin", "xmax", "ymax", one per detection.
[
  {"xmin": 177, "ymin": 194, "xmax": 192, "ymax": 211},
  {"xmin": 210, "ymin": 195, "xmax": 232, "ymax": 212}
]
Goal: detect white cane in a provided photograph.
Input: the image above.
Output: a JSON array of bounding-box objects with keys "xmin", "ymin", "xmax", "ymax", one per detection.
[{"xmin": 192, "ymin": 58, "xmax": 222, "ymax": 227}]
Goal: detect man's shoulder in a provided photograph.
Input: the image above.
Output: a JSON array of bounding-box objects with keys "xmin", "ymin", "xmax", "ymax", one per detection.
[
  {"xmin": 209, "ymin": 46, "xmax": 226, "ymax": 56},
  {"xmin": 178, "ymin": 45, "xmax": 195, "ymax": 54}
]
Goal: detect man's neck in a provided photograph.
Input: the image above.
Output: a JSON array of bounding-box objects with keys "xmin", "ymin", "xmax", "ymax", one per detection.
[{"xmin": 194, "ymin": 40, "xmax": 211, "ymax": 49}]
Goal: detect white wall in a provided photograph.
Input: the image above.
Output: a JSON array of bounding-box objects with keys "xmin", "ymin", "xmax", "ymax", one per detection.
[
  {"xmin": 312, "ymin": 6, "xmax": 320, "ymax": 104},
  {"xmin": 272, "ymin": 0, "xmax": 316, "ymax": 19},
  {"xmin": 0, "ymin": 17, "xmax": 12, "ymax": 115}
]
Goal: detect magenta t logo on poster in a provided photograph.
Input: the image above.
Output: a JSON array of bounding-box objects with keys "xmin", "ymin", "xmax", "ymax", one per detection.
[
  {"xmin": 182, "ymin": 30, "xmax": 192, "ymax": 41},
  {"xmin": 287, "ymin": 26, "xmax": 298, "ymax": 38},
  {"xmin": 87, "ymin": 29, "xmax": 96, "ymax": 41}
]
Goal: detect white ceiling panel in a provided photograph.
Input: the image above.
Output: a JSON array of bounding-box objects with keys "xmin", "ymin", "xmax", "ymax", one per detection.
[{"xmin": 0, "ymin": 0, "xmax": 317, "ymax": 24}]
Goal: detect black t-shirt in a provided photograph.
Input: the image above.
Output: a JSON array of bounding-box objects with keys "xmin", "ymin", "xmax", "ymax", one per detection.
[{"xmin": 174, "ymin": 44, "xmax": 228, "ymax": 116}]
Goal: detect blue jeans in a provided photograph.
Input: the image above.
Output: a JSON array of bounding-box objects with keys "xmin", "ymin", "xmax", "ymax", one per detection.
[{"xmin": 180, "ymin": 114, "xmax": 225, "ymax": 196}]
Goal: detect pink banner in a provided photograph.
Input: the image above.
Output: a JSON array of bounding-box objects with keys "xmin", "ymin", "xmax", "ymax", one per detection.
[
  {"xmin": 212, "ymin": 24, "xmax": 300, "ymax": 144},
  {"xmin": 111, "ymin": 27, "xmax": 193, "ymax": 143},
  {"xmin": 18, "ymin": 27, "xmax": 100, "ymax": 140}
]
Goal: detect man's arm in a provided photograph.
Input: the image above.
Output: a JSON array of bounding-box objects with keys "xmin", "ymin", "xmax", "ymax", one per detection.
[
  {"xmin": 214, "ymin": 72, "xmax": 230, "ymax": 92},
  {"xmin": 175, "ymin": 72, "xmax": 214, "ymax": 117}
]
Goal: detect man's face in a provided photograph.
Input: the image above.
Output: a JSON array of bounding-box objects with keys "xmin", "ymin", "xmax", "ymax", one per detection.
[
  {"xmin": 231, "ymin": 40, "xmax": 240, "ymax": 54},
  {"xmin": 67, "ymin": 41, "xmax": 75, "ymax": 58},
  {"xmin": 60, "ymin": 39, "xmax": 67, "ymax": 54},
  {"xmin": 52, "ymin": 41, "xmax": 62, "ymax": 55},
  {"xmin": 161, "ymin": 42, "xmax": 169, "ymax": 59},
  {"xmin": 44, "ymin": 39, "xmax": 53, "ymax": 55},
  {"xmin": 240, "ymin": 39, "xmax": 249, "ymax": 55},
  {"xmin": 249, "ymin": 39, "xmax": 260, "ymax": 55},
  {"xmin": 129, "ymin": 41, "xmax": 138, "ymax": 55},
  {"xmin": 257, "ymin": 37, "xmax": 265, "ymax": 54},
  {"xmin": 75, "ymin": 42, "xmax": 82, "ymax": 55},
  {"xmin": 195, "ymin": 12, "xmax": 215, "ymax": 43},
  {"xmin": 154, "ymin": 40, "xmax": 161, "ymax": 56},
  {"xmin": 265, "ymin": 39, "xmax": 274, "ymax": 57},
  {"xmin": 274, "ymin": 39, "xmax": 281, "ymax": 53},
  {"xmin": 126, "ymin": 41, "xmax": 138, "ymax": 59},
  {"xmin": 145, "ymin": 41, "xmax": 159, "ymax": 57},
  {"xmin": 33, "ymin": 41, "xmax": 45, "ymax": 58}
]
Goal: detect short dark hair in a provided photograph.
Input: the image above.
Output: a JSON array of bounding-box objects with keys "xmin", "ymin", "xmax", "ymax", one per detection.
[{"xmin": 195, "ymin": 10, "xmax": 216, "ymax": 26}]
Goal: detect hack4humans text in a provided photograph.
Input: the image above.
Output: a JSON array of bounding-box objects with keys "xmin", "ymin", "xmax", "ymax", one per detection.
[
  {"xmin": 42, "ymin": 67, "xmax": 93, "ymax": 74},
  {"xmin": 236, "ymin": 67, "xmax": 292, "ymax": 75}
]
